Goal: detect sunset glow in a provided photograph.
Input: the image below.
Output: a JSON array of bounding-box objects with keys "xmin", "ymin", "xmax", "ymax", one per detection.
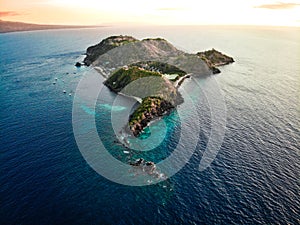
[{"xmin": 1, "ymin": 0, "xmax": 300, "ymax": 26}]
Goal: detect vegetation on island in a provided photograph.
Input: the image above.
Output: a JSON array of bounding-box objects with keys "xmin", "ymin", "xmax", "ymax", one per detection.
[
  {"xmin": 128, "ymin": 96, "xmax": 174, "ymax": 137},
  {"xmin": 105, "ymin": 61, "xmax": 187, "ymax": 93},
  {"xmin": 142, "ymin": 38, "xmax": 166, "ymax": 41},
  {"xmin": 130, "ymin": 61, "xmax": 187, "ymax": 77},
  {"xmin": 104, "ymin": 66, "xmax": 162, "ymax": 93},
  {"xmin": 104, "ymin": 61, "xmax": 185, "ymax": 136}
]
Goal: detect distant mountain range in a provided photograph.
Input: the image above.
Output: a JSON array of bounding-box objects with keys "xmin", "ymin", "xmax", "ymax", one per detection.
[{"xmin": 0, "ymin": 20, "xmax": 100, "ymax": 33}]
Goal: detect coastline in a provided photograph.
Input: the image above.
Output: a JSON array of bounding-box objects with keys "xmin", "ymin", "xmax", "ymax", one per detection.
[{"xmin": 0, "ymin": 20, "xmax": 102, "ymax": 34}]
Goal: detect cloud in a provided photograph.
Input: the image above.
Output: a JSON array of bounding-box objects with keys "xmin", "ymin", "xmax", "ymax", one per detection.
[
  {"xmin": 254, "ymin": 2, "xmax": 300, "ymax": 10},
  {"xmin": 0, "ymin": 11, "xmax": 20, "ymax": 17}
]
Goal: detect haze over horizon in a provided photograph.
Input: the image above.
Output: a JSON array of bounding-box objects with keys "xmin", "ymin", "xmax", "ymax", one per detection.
[{"xmin": 1, "ymin": 0, "xmax": 300, "ymax": 27}]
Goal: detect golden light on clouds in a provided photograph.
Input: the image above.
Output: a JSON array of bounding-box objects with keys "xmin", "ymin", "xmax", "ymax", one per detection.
[
  {"xmin": 254, "ymin": 2, "xmax": 300, "ymax": 9},
  {"xmin": 0, "ymin": 11, "xmax": 21, "ymax": 17},
  {"xmin": 0, "ymin": 0, "xmax": 300, "ymax": 26}
]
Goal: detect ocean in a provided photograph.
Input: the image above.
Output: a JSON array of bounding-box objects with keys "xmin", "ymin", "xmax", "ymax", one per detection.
[{"xmin": 0, "ymin": 26, "xmax": 299, "ymax": 224}]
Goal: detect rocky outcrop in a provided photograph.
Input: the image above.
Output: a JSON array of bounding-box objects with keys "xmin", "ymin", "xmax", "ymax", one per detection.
[
  {"xmin": 83, "ymin": 35, "xmax": 138, "ymax": 66},
  {"xmin": 128, "ymin": 97, "xmax": 174, "ymax": 137},
  {"xmin": 88, "ymin": 37, "xmax": 186, "ymax": 69},
  {"xmin": 75, "ymin": 62, "xmax": 83, "ymax": 67},
  {"xmin": 197, "ymin": 48, "xmax": 234, "ymax": 74}
]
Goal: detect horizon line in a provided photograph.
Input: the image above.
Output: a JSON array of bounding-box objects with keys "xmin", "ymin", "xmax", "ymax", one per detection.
[{"xmin": 1, "ymin": 19, "xmax": 300, "ymax": 29}]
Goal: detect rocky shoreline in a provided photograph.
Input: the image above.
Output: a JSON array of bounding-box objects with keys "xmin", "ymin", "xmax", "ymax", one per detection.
[
  {"xmin": 197, "ymin": 48, "xmax": 234, "ymax": 74},
  {"xmin": 128, "ymin": 97, "xmax": 174, "ymax": 137}
]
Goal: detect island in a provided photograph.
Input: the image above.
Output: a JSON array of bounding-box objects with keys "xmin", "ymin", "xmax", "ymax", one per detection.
[{"xmin": 82, "ymin": 35, "xmax": 234, "ymax": 137}]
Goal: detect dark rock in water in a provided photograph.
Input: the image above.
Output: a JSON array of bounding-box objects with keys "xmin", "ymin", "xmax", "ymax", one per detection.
[
  {"xmin": 83, "ymin": 35, "xmax": 138, "ymax": 66},
  {"xmin": 211, "ymin": 66, "xmax": 221, "ymax": 74},
  {"xmin": 130, "ymin": 158, "xmax": 145, "ymax": 166},
  {"xmin": 75, "ymin": 62, "xmax": 82, "ymax": 67},
  {"xmin": 129, "ymin": 158, "xmax": 163, "ymax": 179}
]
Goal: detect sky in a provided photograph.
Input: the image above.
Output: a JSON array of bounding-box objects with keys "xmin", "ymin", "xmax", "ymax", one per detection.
[{"xmin": 1, "ymin": 0, "xmax": 300, "ymax": 27}]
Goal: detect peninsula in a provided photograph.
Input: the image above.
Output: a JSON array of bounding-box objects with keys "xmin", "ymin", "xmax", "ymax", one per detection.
[
  {"xmin": 82, "ymin": 35, "xmax": 234, "ymax": 137},
  {"xmin": 197, "ymin": 49, "xmax": 234, "ymax": 74}
]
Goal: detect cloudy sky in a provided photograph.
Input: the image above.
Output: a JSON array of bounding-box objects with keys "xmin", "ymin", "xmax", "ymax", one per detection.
[{"xmin": 1, "ymin": 0, "xmax": 300, "ymax": 26}]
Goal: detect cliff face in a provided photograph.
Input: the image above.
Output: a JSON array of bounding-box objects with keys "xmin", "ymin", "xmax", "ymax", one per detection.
[
  {"xmin": 129, "ymin": 97, "xmax": 174, "ymax": 137},
  {"xmin": 83, "ymin": 35, "xmax": 138, "ymax": 66}
]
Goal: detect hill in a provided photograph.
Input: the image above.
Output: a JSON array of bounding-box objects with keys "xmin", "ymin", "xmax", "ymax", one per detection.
[{"xmin": 0, "ymin": 20, "xmax": 98, "ymax": 33}]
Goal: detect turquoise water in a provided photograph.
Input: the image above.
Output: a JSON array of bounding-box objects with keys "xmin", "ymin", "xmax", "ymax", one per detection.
[{"xmin": 0, "ymin": 26, "xmax": 299, "ymax": 224}]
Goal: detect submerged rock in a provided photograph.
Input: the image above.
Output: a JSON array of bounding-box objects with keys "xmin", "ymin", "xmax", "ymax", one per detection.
[{"xmin": 129, "ymin": 158, "xmax": 165, "ymax": 179}]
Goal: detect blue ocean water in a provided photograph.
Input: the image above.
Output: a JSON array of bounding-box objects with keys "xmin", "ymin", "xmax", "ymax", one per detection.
[{"xmin": 0, "ymin": 26, "xmax": 299, "ymax": 224}]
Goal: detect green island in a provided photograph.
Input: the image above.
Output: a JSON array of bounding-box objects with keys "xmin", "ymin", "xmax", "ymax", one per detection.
[
  {"xmin": 104, "ymin": 62, "xmax": 185, "ymax": 136},
  {"xmin": 82, "ymin": 35, "xmax": 234, "ymax": 137}
]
